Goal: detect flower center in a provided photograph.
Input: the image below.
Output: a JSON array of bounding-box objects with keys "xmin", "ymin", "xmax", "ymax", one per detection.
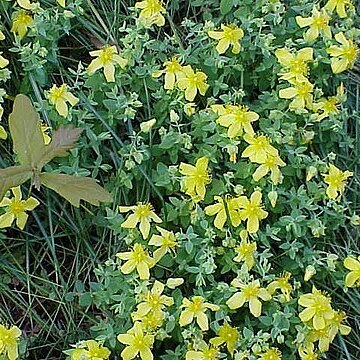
[
  {"xmin": 243, "ymin": 285, "xmax": 259, "ymax": 299},
  {"xmin": 9, "ymin": 200, "xmax": 26, "ymax": 216}
]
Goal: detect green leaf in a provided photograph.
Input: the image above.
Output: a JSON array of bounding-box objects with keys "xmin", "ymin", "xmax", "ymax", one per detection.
[
  {"xmin": 220, "ymin": 0, "xmax": 233, "ymax": 15},
  {"xmin": 40, "ymin": 173, "xmax": 112, "ymax": 207},
  {"xmin": 9, "ymin": 94, "xmax": 45, "ymax": 167},
  {"xmin": 37, "ymin": 126, "xmax": 83, "ymax": 168},
  {"xmin": 0, "ymin": 165, "xmax": 33, "ymax": 200}
]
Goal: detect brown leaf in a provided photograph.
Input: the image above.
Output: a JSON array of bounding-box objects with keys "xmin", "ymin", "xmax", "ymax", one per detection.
[{"xmin": 37, "ymin": 126, "xmax": 83, "ymax": 168}]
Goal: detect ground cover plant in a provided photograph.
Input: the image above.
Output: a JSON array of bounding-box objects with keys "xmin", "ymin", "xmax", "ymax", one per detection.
[{"xmin": 0, "ymin": 0, "xmax": 359, "ymax": 359}]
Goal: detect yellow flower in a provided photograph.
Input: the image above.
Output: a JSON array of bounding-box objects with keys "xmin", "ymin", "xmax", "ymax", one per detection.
[
  {"xmin": 327, "ymin": 310, "xmax": 351, "ymax": 339},
  {"xmin": 135, "ymin": 0, "xmax": 166, "ymax": 27},
  {"xmin": 87, "ymin": 45, "xmax": 128, "ymax": 82},
  {"xmin": 140, "ymin": 118, "xmax": 156, "ymax": 133},
  {"xmin": 119, "ymin": 202, "xmax": 162, "ymax": 239},
  {"xmin": 322, "ymin": 164, "xmax": 352, "ymax": 200},
  {"xmin": 152, "ymin": 57, "xmax": 183, "ymax": 90},
  {"xmin": 252, "ymin": 154, "xmax": 286, "ymax": 185},
  {"xmin": 298, "ymin": 286, "xmax": 334, "ymax": 330},
  {"xmin": 233, "ymin": 239, "xmax": 257, "ymax": 269},
  {"xmin": 69, "ymin": 340, "xmax": 111, "ymax": 360},
  {"xmin": 117, "ymin": 322, "xmax": 154, "ymax": 360},
  {"xmin": 116, "ymin": 243, "xmax": 154, "ymax": 280},
  {"xmin": 16, "ymin": 0, "xmax": 39, "ymax": 10},
  {"xmin": 344, "ymin": 256, "xmax": 360, "ymax": 287},
  {"xmin": 134, "ymin": 281, "xmax": 174, "ymax": 317},
  {"xmin": 0, "ymin": 53, "xmax": 9, "ymax": 69},
  {"xmin": 186, "ymin": 341, "xmax": 220, "ymax": 360},
  {"xmin": 208, "ymin": 24, "xmax": 244, "ymax": 54},
  {"xmin": 205, "ymin": 196, "xmax": 242, "ymax": 229},
  {"xmin": 259, "ymin": 348, "xmax": 282, "ymax": 360},
  {"xmin": 324, "ymin": 0, "xmax": 354, "ymax": 18},
  {"xmin": 298, "ymin": 343, "xmax": 320, "ymax": 360},
  {"xmin": 179, "ymin": 157, "xmax": 211, "ymax": 202},
  {"xmin": 226, "ymin": 279, "xmax": 271, "ymax": 317},
  {"xmin": 11, "ymin": 10, "xmax": 33, "ymax": 39},
  {"xmin": 0, "ymin": 187, "xmax": 39, "ymax": 230},
  {"xmin": 179, "ymin": 296, "xmax": 219, "ymax": 331},
  {"xmin": 0, "ymin": 324, "xmax": 21, "ymax": 360},
  {"xmin": 267, "ymin": 272, "xmax": 292, "ymax": 301},
  {"xmin": 233, "ymin": 191, "xmax": 268, "ymax": 234},
  {"xmin": 275, "ymin": 47, "xmax": 313, "ymax": 81},
  {"xmin": 210, "ymin": 323, "xmax": 239, "ymax": 355},
  {"xmin": 131, "ymin": 311, "xmax": 164, "ymax": 331},
  {"xmin": 184, "ymin": 102, "xmax": 196, "ymax": 116},
  {"xmin": 296, "ymin": 7, "xmax": 332, "ymax": 42},
  {"xmin": 148, "ymin": 226, "xmax": 177, "ymax": 262},
  {"xmin": 305, "ymin": 327, "xmax": 332, "ymax": 353},
  {"xmin": 41, "ymin": 125, "xmax": 51, "ymax": 145},
  {"xmin": 177, "ymin": 65, "xmax": 209, "ymax": 101},
  {"xmin": 241, "ymin": 134, "xmax": 279, "ymax": 164},
  {"xmin": 47, "ymin": 84, "xmax": 79, "ymax": 117},
  {"xmin": 313, "ymin": 84, "xmax": 344, "ymax": 121},
  {"xmin": 165, "ymin": 277, "xmax": 184, "ymax": 289},
  {"xmin": 278, "ymin": 79, "xmax": 314, "ymax": 112},
  {"xmin": 327, "ymin": 32, "xmax": 358, "ymax": 74},
  {"xmin": 216, "ymin": 104, "xmax": 258, "ymax": 138},
  {"xmin": 57, "ymin": 0, "xmax": 66, "ymax": 7}
]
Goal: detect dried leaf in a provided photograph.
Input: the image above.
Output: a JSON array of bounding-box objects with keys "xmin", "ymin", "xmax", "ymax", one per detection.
[
  {"xmin": 40, "ymin": 173, "xmax": 112, "ymax": 207},
  {"xmin": 9, "ymin": 94, "xmax": 45, "ymax": 167},
  {"xmin": 0, "ymin": 165, "xmax": 33, "ymax": 200},
  {"xmin": 37, "ymin": 126, "xmax": 83, "ymax": 168}
]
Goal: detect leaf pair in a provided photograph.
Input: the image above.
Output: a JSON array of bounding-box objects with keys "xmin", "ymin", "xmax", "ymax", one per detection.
[{"xmin": 0, "ymin": 94, "xmax": 112, "ymax": 207}]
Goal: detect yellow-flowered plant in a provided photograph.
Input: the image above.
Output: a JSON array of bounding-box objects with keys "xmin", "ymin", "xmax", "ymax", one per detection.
[
  {"xmin": 87, "ymin": 45, "xmax": 128, "ymax": 83},
  {"xmin": 133, "ymin": 281, "xmax": 174, "ymax": 317},
  {"xmin": 204, "ymin": 195, "xmax": 243, "ymax": 229},
  {"xmin": 208, "ymin": 24, "xmax": 244, "ymax": 54},
  {"xmin": 16, "ymin": 0, "xmax": 39, "ymax": 10},
  {"xmin": 278, "ymin": 79, "xmax": 314, "ymax": 112},
  {"xmin": 179, "ymin": 157, "xmax": 211, "ymax": 202},
  {"xmin": 135, "ymin": 0, "xmax": 166, "ymax": 27},
  {"xmin": 298, "ymin": 343, "xmax": 320, "ymax": 360},
  {"xmin": 179, "ymin": 296, "xmax": 219, "ymax": 331},
  {"xmin": 152, "ymin": 57, "xmax": 183, "ymax": 90},
  {"xmin": 11, "ymin": 9, "xmax": 33, "ymax": 39},
  {"xmin": 324, "ymin": 0, "xmax": 354, "ymax": 18},
  {"xmin": 0, "ymin": 186, "xmax": 39, "ymax": 230},
  {"xmin": 343, "ymin": 256, "xmax": 360, "ymax": 287},
  {"xmin": 176, "ymin": 65, "xmax": 209, "ymax": 101},
  {"xmin": 241, "ymin": 134, "xmax": 279, "ymax": 164},
  {"xmin": 226, "ymin": 279, "xmax": 271, "ymax": 317},
  {"xmin": 67, "ymin": 340, "xmax": 111, "ymax": 360},
  {"xmin": 313, "ymin": 83, "xmax": 344, "ymax": 121},
  {"xmin": 296, "ymin": 7, "xmax": 332, "ymax": 42},
  {"xmin": 119, "ymin": 202, "xmax": 162, "ymax": 239},
  {"xmin": 252, "ymin": 154, "xmax": 286, "ymax": 185},
  {"xmin": 215, "ymin": 104, "xmax": 259, "ymax": 138},
  {"xmin": 233, "ymin": 237, "xmax": 257, "ymax": 270},
  {"xmin": 148, "ymin": 226, "xmax": 177, "ymax": 262},
  {"xmin": 117, "ymin": 322, "xmax": 154, "ymax": 360},
  {"xmin": 322, "ymin": 164, "xmax": 353, "ymax": 200},
  {"xmin": 210, "ymin": 322, "xmax": 239, "ymax": 355},
  {"xmin": 233, "ymin": 190, "xmax": 268, "ymax": 233},
  {"xmin": 267, "ymin": 272, "xmax": 293, "ymax": 302},
  {"xmin": 57, "ymin": 0, "xmax": 65, "ymax": 7},
  {"xmin": 0, "ymin": 324, "xmax": 21, "ymax": 360},
  {"xmin": 327, "ymin": 32, "xmax": 358, "ymax": 74},
  {"xmin": 116, "ymin": 243, "xmax": 154, "ymax": 280},
  {"xmin": 298, "ymin": 286, "xmax": 334, "ymax": 330},
  {"xmin": 46, "ymin": 84, "xmax": 79, "ymax": 117},
  {"xmin": 185, "ymin": 340, "xmax": 220, "ymax": 360},
  {"xmin": 275, "ymin": 47, "xmax": 313, "ymax": 82},
  {"xmin": 259, "ymin": 348, "xmax": 282, "ymax": 360}
]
